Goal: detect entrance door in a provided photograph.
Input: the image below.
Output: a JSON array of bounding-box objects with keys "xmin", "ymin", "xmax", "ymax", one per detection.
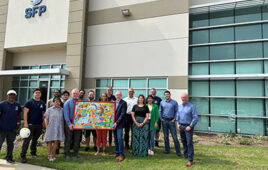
[{"xmin": 39, "ymin": 81, "xmax": 49, "ymax": 102}]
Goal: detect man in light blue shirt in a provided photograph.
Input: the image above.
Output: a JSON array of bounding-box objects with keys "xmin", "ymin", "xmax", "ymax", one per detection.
[
  {"xmin": 177, "ymin": 93, "xmax": 198, "ymax": 167},
  {"xmin": 159, "ymin": 90, "xmax": 181, "ymax": 156},
  {"xmin": 63, "ymin": 88, "xmax": 82, "ymax": 160}
]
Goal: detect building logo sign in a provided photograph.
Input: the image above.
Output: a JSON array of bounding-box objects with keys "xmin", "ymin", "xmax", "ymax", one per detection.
[{"xmin": 25, "ymin": 0, "xmax": 47, "ymax": 19}]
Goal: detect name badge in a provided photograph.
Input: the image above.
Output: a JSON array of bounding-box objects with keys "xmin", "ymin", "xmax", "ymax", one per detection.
[
  {"xmin": 40, "ymin": 104, "xmax": 43, "ymax": 109},
  {"xmin": 15, "ymin": 106, "xmax": 18, "ymax": 111}
]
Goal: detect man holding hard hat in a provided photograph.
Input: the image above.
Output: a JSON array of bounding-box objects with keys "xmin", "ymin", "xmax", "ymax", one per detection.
[{"xmin": 0, "ymin": 90, "xmax": 22, "ymax": 164}]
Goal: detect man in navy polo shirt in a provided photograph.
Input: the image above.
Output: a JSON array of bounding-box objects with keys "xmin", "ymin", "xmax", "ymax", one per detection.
[
  {"xmin": 20, "ymin": 88, "xmax": 46, "ymax": 163},
  {"xmin": 0, "ymin": 90, "xmax": 22, "ymax": 164}
]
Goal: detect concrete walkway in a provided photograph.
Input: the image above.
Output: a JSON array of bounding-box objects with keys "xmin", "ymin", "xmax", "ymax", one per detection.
[{"xmin": 0, "ymin": 159, "xmax": 55, "ymax": 170}]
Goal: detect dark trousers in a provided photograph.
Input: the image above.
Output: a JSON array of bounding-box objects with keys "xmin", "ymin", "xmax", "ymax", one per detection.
[
  {"xmin": 20, "ymin": 124, "xmax": 42, "ymax": 157},
  {"xmin": 124, "ymin": 114, "xmax": 133, "ymax": 148},
  {"xmin": 64, "ymin": 122, "xmax": 82, "ymax": 156},
  {"xmin": 162, "ymin": 120, "xmax": 181, "ymax": 156},
  {"xmin": 0, "ymin": 131, "xmax": 16, "ymax": 160},
  {"xmin": 179, "ymin": 125, "xmax": 194, "ymax": 162},
  {"xmin": 108, "ymin": 130, "xmax": 113, "ymax": 145}
]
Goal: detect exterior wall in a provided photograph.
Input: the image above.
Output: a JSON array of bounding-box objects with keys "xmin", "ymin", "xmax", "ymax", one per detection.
[
  {"xmin": 85, "ymin": 0, "xmax": 189, "ymax": 100},
  {"xmin": 12, "ymin": 49, "xmax": 66, "ymax": 66},
  {"xmin": 0, "ymin": 0, "xmax": 8, "ymax": 100},
  {"xmin": 4, "ymin": 0, "xmax": 70, "ymax": 49},
  {"xmin": 65, "ymin": 0, "xmax": 88, "ymax": 92}
]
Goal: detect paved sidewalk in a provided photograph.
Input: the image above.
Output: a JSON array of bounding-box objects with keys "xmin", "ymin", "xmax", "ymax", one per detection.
[{"xmin": 0, "ymin": 159, "xmax": 55, "ymax": 170}]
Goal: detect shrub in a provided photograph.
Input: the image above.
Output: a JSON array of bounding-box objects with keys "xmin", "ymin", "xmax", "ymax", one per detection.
[{"xmin": 237, "ymin": 136, "xmax": 252, "ymax": 145}]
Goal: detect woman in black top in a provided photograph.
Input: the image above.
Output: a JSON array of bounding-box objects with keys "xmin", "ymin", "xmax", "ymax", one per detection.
[{"xmin": 131, "ymin": 95, "xmax": 149, "ymax": 157}]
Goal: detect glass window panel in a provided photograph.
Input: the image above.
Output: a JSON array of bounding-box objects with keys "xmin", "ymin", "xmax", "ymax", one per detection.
[
  {"xmin": 130, "ymin": 79, "xmax": 146, "ymax": 88},
  {"xmin": 210, "ymin": 80, "xmax": 235, "ymax": 96},
  {"xmin": 263, "ymin": 24, "xmax": 268, "ymax": 39},
  {"xmin": 237, "ymin": 118, "xmax": 264, "ymax": 135},
  {"xmin": 237, "ymin": 99, "xmax": 264, "ymax": 116},
  {"xmin": 29, "ymin": 81, "xmax": 38, "ymax": 87},
  {"xmin": 235, "ymin": 24, "xmax": 262, "ymax": 41},
  {"xmin": 134, "ymin": 89, "xmax": 147, "ymax": 98},
  {"xmin": 265, "ymin": 80, "xmax": 268, "ymax": 96},
  {"xmin": 210, "ymin": 44, "xmax": 235, "ymax": 60},
  {"xmin": 210, "ymin": 62, "xmax": 235, "ymax": 75},
  {"xmin": 40, "ymin": 65, "xmax": 50, "ymax": 79},
  {"xmin": 263, "ymin": 4, "xmax": 268, "ymax": 20},
  {"xmin": 211, "ymin": 117, "xmax": 236, "ymax": 133},
  {"xmin": 19, "ymin": 88, "xmax": 28, "ymax": 105},
  {"xmin": 113, "ymin": 79, "xmax": 128, "ymax": 88},
  {"xmin": 190, "ymin": 98, "xmax": 209, "ymax": 113},
  {"xmin": 189, "ymin": 63, "xmax": 209, "ymax": 75},
  {"xmin": 211, "ymin": 98, "xmax": 235, "ymax": 115},
  {"xmin": 12, "ymin": 80, "xmax": 20, "ymax": 87},
  {"xmin": 194, "ymin": 116, "xmax": 209, "ymax": 132},
  {"xmin": 51, "ymin": 80, "xmax": 60, "ymax": 87},
  {"xmin": 189, "ymin": 81, "xmax": 209, "ymax": 96},
  {"xmin": 189, "ymin": 46, "xmax": 209, "ymax": 61},
  {"xmin": 14, "ymin": 66, "xmax": 20, "ymax": 70},
  {"xmin": 20, "ymin": 81, "xmax": 28, "ymax": 87},
  {"xmin": 190, "ymin": 30, "xmax": 209, "ymax": 44},
  {"xmin": 190, "ymin": 13, "xmax": 209, "ymax": 28},
  {"xmin": 235, "ymin": 6, "xmax": 262, "ymax": 23},
  {"xmin": 28, "ymin": 88, "xmax": 35, "ymax": 99},
  {"xmin": 96, "ymin": 89, "xmax": 106, "ymax": 100},
  {"xmin": 96, "ymin": 79, "xmax": 111, "ymax": 88},
  {"xmin": 210, "ymin": 27, "xmax": 234, "ymax": 43},
  {"xmin": 236, "ymin": 42, "xmax": 263, "ymax": 59},
  {"xmin": 61, "ymin": 64, "xmax": 66, "ymax": 79},
  {"xmin": 113, "ymin": 89, "xmax": 128, "ymax": 99},
  {"xmin": 30, "ymin": 66, "xmax": 39, "ymax": 79},
  {"xmin": 50, "ymin": 88, "xmax": 58, "ymax": 99},
  {"xmin": 264, "ymin": 42, "xmax": 268, "ymax": 58},
  {"xmin": 61, "ymin": 80, "xmax": 65, "ymax": 87},
  {"xmin": 236, "ymin": 61, "xmax": 263, "ymax": 74},
  {"xmin": 155, "ymin": 89, "xmax": 166, "ymax": 100},
  {"xmin": 210, "ymin": 9, "xmax": 234, "ymax": 26},
  {"xmin": 13, "ymin": 88, "xmax": 19, "ymax": 101},
  {"xmin": 148, "ymin": 79, "xmax": 167, "ymax": 88},
  {"xmin": 237, "ymin": 80, "xmax": 264, "ymax": 97}
]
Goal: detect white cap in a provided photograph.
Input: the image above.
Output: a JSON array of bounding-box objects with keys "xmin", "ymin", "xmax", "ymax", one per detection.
[{"xmin": 7, "ymin": 90, "xmax": 17, "ymax": 95}]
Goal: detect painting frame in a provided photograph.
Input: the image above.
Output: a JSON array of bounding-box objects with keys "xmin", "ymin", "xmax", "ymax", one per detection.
[{"xmin": 72, "ymin": 100, "xmax": 116, "ymax": 130}]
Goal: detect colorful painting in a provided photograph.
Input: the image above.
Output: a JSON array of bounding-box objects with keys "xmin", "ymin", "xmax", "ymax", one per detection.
[{"xmin": 72, "ymin": 101, "xmax": 116, "ymax": 130}]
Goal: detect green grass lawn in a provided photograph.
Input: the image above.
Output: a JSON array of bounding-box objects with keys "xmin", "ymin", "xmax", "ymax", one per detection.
[{"xmin": 1, "ymin": 145, "xmax": 268, "ymax": 170}]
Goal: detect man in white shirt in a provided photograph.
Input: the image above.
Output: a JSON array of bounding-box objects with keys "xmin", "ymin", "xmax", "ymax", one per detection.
[{"xmin": 123, "ymin": 88, "xmax": 137, "ymax": 151}]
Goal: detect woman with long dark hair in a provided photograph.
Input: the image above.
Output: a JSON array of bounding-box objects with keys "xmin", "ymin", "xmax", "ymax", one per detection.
[{"xmin": 131, "ymin": 94, "xmax": 149, "ymax": 157}]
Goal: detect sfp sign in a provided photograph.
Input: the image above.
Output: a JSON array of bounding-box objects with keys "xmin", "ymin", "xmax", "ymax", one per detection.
[{"xmin": 25, "ymin": 0, "xmax": 47, "ymax": 19}]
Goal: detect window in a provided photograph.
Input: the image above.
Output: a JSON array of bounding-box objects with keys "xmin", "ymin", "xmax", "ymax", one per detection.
[
  {"xmin": 210, "ymin": 62, "xmax": 235, "ymax": 75},
  {"xmin": 96, "ymin": 78, "xmax": 167, "ymax": 99},
  {"xmin": 235, "ymin": 6, "xmax": 262, "ymax": 23},
  {"xmin": 210, "ymin": 27, "xmax": 234, "ymax": 43},
  {"xmin": 210, "ymin": 9, "xmax": 234, "ymax": 26},
  {"xmin": 11, "ymin": 64, "xmax": 66, "ymax": 105},
  {"xmin": 189, "ymin": 46, "xmax": 209, "ymax": 61},
  {"xmin": 236, "ymin": 61, "xmax": 263, "ymax": 74},
  {"xmin": 236, "ymin": 42, "xmax": 263, "ymax": 59},
  {"xmin": 190, "ymin": 30, "xmax": 209, "ymax": 44},
  {"xmin": 189, "ymin": 63, "xmax": 209, "ymax": 75},
  {"xmin": 190, "ymin": 12, "xmax": 209, "ymax": 28},
  {"xmin": 210, "ymin": 44, "xmax": 235, "ymax": 60},
  {"xmin": 235, "ymin": 24, "xmax": 262, "ymax": 41}
]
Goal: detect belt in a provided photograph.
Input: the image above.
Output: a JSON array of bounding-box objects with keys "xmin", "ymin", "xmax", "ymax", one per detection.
[
  {"xmin": 180, "ymin": 123, "xmax": 190, "ymax": 126},
  {"xmin": 163, "ymin": 118, "xmax": 174, "ymax": 121}
]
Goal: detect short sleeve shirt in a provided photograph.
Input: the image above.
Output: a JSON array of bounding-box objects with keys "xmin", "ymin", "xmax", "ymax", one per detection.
[
  {"xmin": 132, "ymin": 105, "xmax": 149, "ymax": 117},
  {"xmin": 0, "ymin": 100, "xmax": 22, "ymax": 131},
  {"xmin": 24, "ymin": 98, "xmax": 46, "ymax": 125}
]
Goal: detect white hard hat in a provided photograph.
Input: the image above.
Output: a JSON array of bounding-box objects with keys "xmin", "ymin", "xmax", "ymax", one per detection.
[{"xmin": 7, "ymin": 90, "xmax": 17, "ymax": 95}]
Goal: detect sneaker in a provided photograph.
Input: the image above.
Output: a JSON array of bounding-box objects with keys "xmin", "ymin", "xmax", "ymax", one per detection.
[
  {"xmin": 6, "ymin": 159, "xmax": 15, "ymax": 164},
  {"xmin": 21, "ymin": 157, "xmax": 27, "ymax": 163},
  {"xmin": 65, "ymin": 155, "xmax": 71, "ymax": 160},
  {"xmin": 84, "ymin": 147, "xmax": 90, "ymax": 151},
  {"xmin": 31, "ymin": 154, "xmax": 37, "ymax": 158},
  {"xmin": 148, "ymin": 150, "xmax": 152, "ymax": 155},
  {"xmin": 150, "ymin": 151, "xmax": 154, "ymax": 155}
]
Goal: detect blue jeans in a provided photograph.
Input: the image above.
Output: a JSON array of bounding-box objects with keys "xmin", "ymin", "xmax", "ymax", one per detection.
[
  {"xmin": 148, "ymin": 130, "xmax": 156, "ymax": 151},
  {"xmin": 162, "ymin": 120, "xmax": 181, "ymax": 156},
  {"xmin": 179, "ymin": 125, "xmax": 194, "ymax": 162},
  {"xmin": 114, "ymin": 128, "xmax": 124, "ymax": 157}
]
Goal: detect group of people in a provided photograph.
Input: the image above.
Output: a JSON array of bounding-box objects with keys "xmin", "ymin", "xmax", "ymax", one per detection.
[{"xmin": 0, "ymin": 86, "xmax": 198, "ymax": 167}]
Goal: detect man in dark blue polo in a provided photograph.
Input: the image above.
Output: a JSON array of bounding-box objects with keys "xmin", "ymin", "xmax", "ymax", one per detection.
[
  {"xmin": 177, "ymin": 93, "xmax": 198, "ymax": 167},
  {"xmin": 20, "ymin": 88, "xmax": 46, "ymax": 163},
  {"xmin": 159, "ymin": 90, "xmax": 181, "ymax": 156},
  {"xmin": 0, "ymin": 90, "xmax": 22, "ymax": 164}
]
